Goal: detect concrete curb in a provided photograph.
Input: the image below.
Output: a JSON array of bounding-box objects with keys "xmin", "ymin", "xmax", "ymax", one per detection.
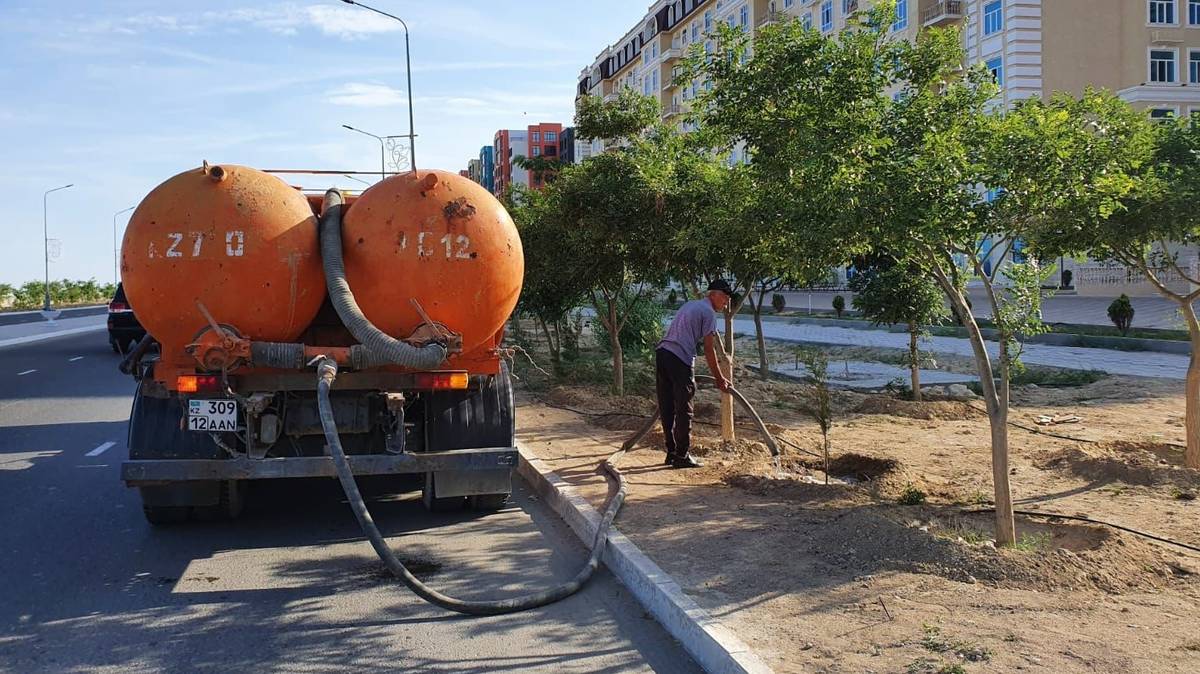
[
  {"xmin": 516, "ymin": 443, "xmax": 773, "ymax": 674},
  {"xmin": 0, "ymin": 324, "xmax": 106, "ymax": 350}
]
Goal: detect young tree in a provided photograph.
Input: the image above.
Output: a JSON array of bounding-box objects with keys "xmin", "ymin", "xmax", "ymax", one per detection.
[
  {"xmin": 1036, "ymin": 112, "xmax": 1200, "ymax": 468},
  {"xmin": 849, "ymin": 260, "xmax": 950, "ymax": 401}
]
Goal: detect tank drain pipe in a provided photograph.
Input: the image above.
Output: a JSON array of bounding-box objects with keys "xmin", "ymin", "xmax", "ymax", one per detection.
[
  {"xmin": 318, "ymin": 188, "xmax": 447, "ymax": 370},
  {"xmin": 314, "ymin": 356, "xmax": 627, "ymax": 615}
]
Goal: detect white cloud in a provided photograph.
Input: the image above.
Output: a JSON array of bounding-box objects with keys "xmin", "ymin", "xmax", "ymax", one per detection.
[{"xmin": 325, "ymin": 82, "xmax": 407, "ymax": 107}]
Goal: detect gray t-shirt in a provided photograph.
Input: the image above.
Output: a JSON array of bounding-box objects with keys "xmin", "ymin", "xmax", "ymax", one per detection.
[{"xmin": 657, "ymin": 299, "xmax": 717, "ymax": 366}]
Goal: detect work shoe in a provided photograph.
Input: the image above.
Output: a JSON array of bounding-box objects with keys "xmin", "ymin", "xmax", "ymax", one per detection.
[
  {"xmin": 670, "ymin": 454, "xmax": 704, "ymax": 469},
  {"xmin": 663, "ymin": 453, "xmax": 673, "ymax": 466}
]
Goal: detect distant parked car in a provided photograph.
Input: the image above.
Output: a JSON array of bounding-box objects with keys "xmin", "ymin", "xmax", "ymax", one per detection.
[{"xmin": 107, "ymin": 283, "xmax": 146, "ymax": 353}]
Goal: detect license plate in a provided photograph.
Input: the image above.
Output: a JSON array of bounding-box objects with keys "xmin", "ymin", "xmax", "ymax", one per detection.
[{"xmin": 188, "ymin": 399, "xmax": 238, "ymax": 432}]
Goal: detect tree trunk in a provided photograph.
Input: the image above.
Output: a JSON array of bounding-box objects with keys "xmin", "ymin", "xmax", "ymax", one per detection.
[
  {"xmin": 822, "ymin": 431, "xmax": 830, "ymax": 486},
  {"xmin": 537, "ymin": 317, "xmax": 559, "ymax": 374},
  {"xmin": 932, "ymin": 270, "xmax": 1016, "ymax": 546},
  {"xmin": 1180, "ymin": 301, "xmax": 1200, "ymax": 469},
  {"xmin": 908, "ymin": 322, "xmax": 921, "ymax": 402},
  {"xmin": 608, "ymin": 300, "xmax": 624, "ymax": 396},
  {"xmin": 720, "ymin": 309, "xmax": 735, "ymax": 441},
  {"xmin": 753, "ymin": 297, "xmax": 769, "ymax": 381}
]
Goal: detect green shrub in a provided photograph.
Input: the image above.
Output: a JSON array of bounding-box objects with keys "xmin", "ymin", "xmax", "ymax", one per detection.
[
  {"xmin": 772, "ymin": 293, "xmax": 787, "ymax": 314},
  {"xmin": 898, "ymin": 484, "xmax": 927, "ymax": 505},
  {"xmin": 1107, "ymin": 294, "xmax": 1135, "ymax": 336},
  {"xmin": 594, "ymin": 289, "xmax": 666, "ymax": 357},
  {"xmin": 832, "ymin": 294, "xmax": 846, "ymax": 317}
]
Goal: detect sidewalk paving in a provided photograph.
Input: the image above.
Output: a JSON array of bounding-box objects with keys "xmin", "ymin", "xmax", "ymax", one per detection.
[
  {"xmin": 0, "ymin": 314, "xmax": 106, "ymax": 349},
  {"xmin": 780, "ymin": 289, "xmax": 1186, "ymax": 330},
  {"xmin": 732, "ymin": 317, "xmax": 1191, "ymax": 381}
]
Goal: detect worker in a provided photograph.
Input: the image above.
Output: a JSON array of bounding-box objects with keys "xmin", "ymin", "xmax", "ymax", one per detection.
[{"xmin": 655, "ymin": 279, "xmax": 733, "ymax": 469}]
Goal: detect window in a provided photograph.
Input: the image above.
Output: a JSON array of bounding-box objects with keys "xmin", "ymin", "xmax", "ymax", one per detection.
[
  {"xmin": 1151, "ymin": 49, "xmax": 1177, "ymax": 82},
  {"xmin": 1191, "ymin": 0, "xmax": 1200, "ymax": 24},
  {"xmin": 841, "ymin": 0, "xmax": 853, "ymax": 14},
  {"xmin": 893, "ymin": 0, "xmax": 907, "ymax": 30},
  {"xmin": 821, "ymin": 1, "xmax": 833, "ymax": 31},
  {"xmin": 1150, "ymin": 108, "xmax": 1176, "ymax": 120},
  {"xmin": 802, "ymin": 12, "xmax": 813, "ymax": 29},
  {"xmin": 784, "ymin": 0, "xmax": 794, "ymax": 6},
  {"xmin": 987, "ymin": 57, "xmax": 1004, "ymax": 86},
  {"xmin": 1191, "ymin": 50, "xmax": 1200, "ymax": 83},
  {"xmin": 692, "ymin": 24, "xmax": 699, "ymax": 42},
  {"xmin": 532, "ymin": 146, "xmax": 541, "ymax": 157},
  {"xmin": 531, "ymin": 131, "xmax": 540, "ymax": 142},
  {"xmin": 704, "ymin": 10, "xmax": 712, "ymax": 32},
  {"xmin": 1150, "ymin": 0, "xmax": 1177, "ymax": 24},
  {"xmin": 740, "ymin": 5, "xmax": 749, "ymax": 28},
  {"xmin": 983, "ymin": 1, "xmax": 1003, "ymax": 35}
]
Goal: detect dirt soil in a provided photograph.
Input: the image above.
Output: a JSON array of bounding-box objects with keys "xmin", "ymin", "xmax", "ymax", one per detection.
[{"xmin": 514, "ymin": 337, "xmax": 1200, "ymax": 674}]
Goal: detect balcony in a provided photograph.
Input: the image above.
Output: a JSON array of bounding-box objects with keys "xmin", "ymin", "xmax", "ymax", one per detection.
[
  {"xmin": 662, "ymin": 36, "xmax": 685, "ymax": 61},
  {"xmin": 758, "ymin": 9, "xmax": 784, "ymax": 27},
  {"xmin": 663, "ymin": 104, "xmax": 683, "ymax": 118},
  {"xmin": 921, "ymin": 0, "xmax": 964, "ymax": 27}
]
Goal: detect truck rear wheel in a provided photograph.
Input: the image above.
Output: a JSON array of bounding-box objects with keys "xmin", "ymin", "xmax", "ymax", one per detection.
[{"xmin": 142, "ymin": 505, "xmax": 189, "ymax": 526}]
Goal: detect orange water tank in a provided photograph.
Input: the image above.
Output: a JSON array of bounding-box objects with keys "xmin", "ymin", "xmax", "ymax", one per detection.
[
  {"xmin": 121, "ymin": 164, "xmax": 326, "ymax": 352},
  {"xmin": 342, "ymin": 170, "xmax": 524, "ymax": 356}
]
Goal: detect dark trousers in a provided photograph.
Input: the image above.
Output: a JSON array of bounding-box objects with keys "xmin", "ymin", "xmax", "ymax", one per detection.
[{"xmin": 655, "ymin": 348, "xmax": 695, "ymax": 459}]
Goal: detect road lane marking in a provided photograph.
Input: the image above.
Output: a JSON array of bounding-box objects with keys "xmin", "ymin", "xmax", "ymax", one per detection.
[
  {"xmin": 17, "ymin": 369, "xmax": 36, "ymax": 376},
  {"xmin": 69, "ymin": 356, "xmax": 84, "ymax": 362},
  {"xmin": 86, "ymin": 441, "xmax": 116, "ymax": 457}
]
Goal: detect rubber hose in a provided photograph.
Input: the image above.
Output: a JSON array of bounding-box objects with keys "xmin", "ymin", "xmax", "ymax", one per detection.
[
  {"xmin": 250, "ymin": 341, "xmax": 305, "ymax": 369},
  {"xmin": 622, "ymin": 374, "xmax": 781, "ymax": 457},
  {"xmin": 318, "ymin": 189, "xmax": 447, "ymax": 370},
  {"xmin": 315, "ymin": 357, "xmax": 627, "ymax": 615}
]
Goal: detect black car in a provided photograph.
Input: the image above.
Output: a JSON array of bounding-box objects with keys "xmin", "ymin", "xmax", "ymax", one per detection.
[{"xmin": 108, "ymin": 283, "xmax": 146, "ymax": 353}]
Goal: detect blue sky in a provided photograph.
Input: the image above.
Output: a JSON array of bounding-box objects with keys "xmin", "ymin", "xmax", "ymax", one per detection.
[{"xmin": 0, "ymin": 0, "xmax": 646, "ymax": 285}]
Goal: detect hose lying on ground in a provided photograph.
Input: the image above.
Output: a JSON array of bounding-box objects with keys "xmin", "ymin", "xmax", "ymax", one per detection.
[
  {"xmin": 315, "ymin": 357, "xmax": 627, "ymax": 616},
  {"xmin": 622, "ymin": 374, "xmax": 781, "ymax": 457},
  {"xmin": 318, "ymin": 189, "xmax": 447, "ymax": 371},
  {"xmin": 962, "ymin": 507, "xmax": 1200, "ymax": 555}
]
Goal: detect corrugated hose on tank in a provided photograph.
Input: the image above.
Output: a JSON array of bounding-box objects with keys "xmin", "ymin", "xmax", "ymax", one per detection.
[
  {"xmin": 314, "ymin": 357, "xmax": 627, "ymax": 615},
  {"xmin": 318, "ymin": 188, "xmax": 447, "ymax": 370}
]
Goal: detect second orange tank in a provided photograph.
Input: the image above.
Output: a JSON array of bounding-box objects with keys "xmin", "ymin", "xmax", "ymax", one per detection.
[{"xmin": 341, "ymin": 170, "xmax": 524, "ymax": 357}]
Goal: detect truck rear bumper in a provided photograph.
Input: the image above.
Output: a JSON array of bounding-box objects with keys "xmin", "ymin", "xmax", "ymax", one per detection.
[{"xmin": 121, "ymin": 447, "xmax": 517, "ymax": 486}]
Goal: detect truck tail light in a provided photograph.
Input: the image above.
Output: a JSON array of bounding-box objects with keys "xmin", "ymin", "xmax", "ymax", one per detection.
[
  {"xmin": 109, "ymin": 300, "xmax": 129, "ymax": 313},
  {"xmin": 177, "ymin": 374, "xmax": 221, "ymax": 393},
  {"xmin": 415, "ymin": 372, "xmax": 469, "ymax": 390}
]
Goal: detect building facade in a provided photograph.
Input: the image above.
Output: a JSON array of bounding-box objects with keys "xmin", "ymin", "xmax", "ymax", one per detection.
[
  {"xmin": 491, "ymin": 124, "xmax": 564, "ymax": 195},
  {"xmin": 578, "ymin": 0, "xmax": 1200, "ymax": 293},
  {"xmin": 479, "ymin": 145, "xmax": 495, "ymax": 193}
]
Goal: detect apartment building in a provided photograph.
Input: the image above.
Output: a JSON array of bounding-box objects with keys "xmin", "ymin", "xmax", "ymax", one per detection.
[
  {"xmin": 479, "ymin": 146, "xmax": 495, "ymax": 194},
  {"xmin": 492, "ymin": 129, "xmax": 528, "ymax": 197},
  {"xmin": 578, "ymin": 0, "xmax": 1200, "ymax": 293}
]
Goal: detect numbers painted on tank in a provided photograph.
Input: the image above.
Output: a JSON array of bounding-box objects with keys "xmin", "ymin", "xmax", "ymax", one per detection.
[
  {"xmin": 407, "ymin": 231, "xmax": 472, "ymax": 260},
  {"xmin": 225, "ymin": 231, "xmax": 245, "ymax": 257},
  {"xmin": 148, "ymin": 231, "xmax": 245, "ymax": 259}
]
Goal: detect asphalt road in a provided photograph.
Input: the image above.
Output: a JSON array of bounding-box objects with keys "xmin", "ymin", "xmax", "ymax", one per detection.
[{"xmin": 0, "ymin": 332, "xmax": 697, "ymax": 673}]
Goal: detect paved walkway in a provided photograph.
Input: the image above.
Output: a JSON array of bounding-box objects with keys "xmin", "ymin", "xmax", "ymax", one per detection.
[
  {"xmin": 732, "ymin": 318, "xmax": 1191, "ymax": 380},
  {"xmin": 780, "ymin": 289, "xmax": 1186, "ymax": 330}
]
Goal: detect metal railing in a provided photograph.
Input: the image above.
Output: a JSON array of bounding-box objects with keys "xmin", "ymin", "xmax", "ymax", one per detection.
[{"xmin": 921, "ymin": 0, "xmax": 964, "ymax": 26}]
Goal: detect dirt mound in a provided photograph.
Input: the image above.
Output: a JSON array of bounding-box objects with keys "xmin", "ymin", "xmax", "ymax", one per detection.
[
  {"xmin": 1035, "ymin": 444, "xmax": 1200, "ymax": 488},
  {"xmin": 800, "ymin": 507, "xmax": 1188, "ymax": 593},
  {"xmin": 853, "ymin": 395, "xmax": 985, "ymax": 421},
  {"xmin": 543, "ymin": 386, "xmax": 654, "ymax": 415}
]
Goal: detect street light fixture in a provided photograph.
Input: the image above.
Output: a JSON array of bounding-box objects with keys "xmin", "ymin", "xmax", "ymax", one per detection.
[
  {"xmin": 342, "ymin": 124, "xmax": 388, "ymax": 182},
  {"xmin": 113, "ymin": 205, "xmax": 135, "ymax": 285},
  {"xmin": 340, "ymin": 0, "xmax": 417, "ymax": 172},
  {"xmin": 43, "ymin": 183, "xmax": 74, "ymax": 311}
]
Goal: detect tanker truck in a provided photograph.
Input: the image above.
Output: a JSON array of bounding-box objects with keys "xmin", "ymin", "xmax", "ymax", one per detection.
[{"xmin": 118, "ymin": 163, "xmax": 523, "ymax": 524}]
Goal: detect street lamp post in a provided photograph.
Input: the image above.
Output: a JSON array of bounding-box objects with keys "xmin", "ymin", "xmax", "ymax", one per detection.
[
  {"xmin": 341, "ymin": 0, "xmax": 417, "ymax": 171},
  {"xmin": 113, "ymin": 205, "xmax": 135, "ymax": 285},
  {"xmin": 342, "ymin": 124, "xmax": 387, "ymax": 181},
  {"xmin": 43, "ymin": 183, "xmax": 74, "ymax": 311}
]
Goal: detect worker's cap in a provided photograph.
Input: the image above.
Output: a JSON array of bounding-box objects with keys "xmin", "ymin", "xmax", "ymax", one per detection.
[{"xmin": 707, "ymin": 279, "xmax": 734, "ymax": 298}]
